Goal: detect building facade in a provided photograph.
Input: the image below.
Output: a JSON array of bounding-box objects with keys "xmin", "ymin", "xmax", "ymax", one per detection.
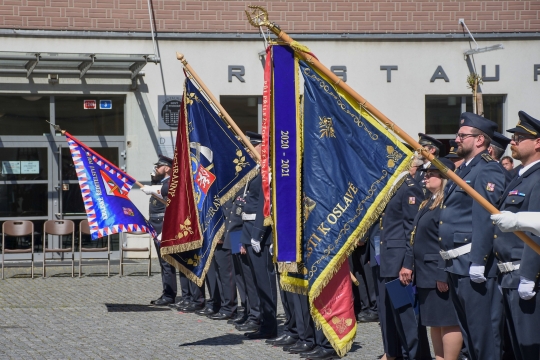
[{"xmin": 0, "ymin": 1, "xmax": 538, "ymax": 258}]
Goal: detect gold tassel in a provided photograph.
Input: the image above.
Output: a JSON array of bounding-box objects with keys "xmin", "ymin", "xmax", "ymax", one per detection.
[{"xmin": 277, "ymin": 262, "xmax": 298, "ymax": 273}]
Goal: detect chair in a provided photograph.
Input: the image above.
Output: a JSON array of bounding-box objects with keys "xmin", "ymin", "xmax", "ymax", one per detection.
[
  {"xmin": 79, "ymin": 219, "xmax": 110, "ymax": 278},
  {"xmin": 43, "ymin": 220, "xmax": 75, "ymax": 278},
  {"xmin": 119, "ymin": 232, "xmax": 151, "ymax": 277},
  {"xmin": 2, "ymin": 220, "xmax": 34, "ymax": 279}
]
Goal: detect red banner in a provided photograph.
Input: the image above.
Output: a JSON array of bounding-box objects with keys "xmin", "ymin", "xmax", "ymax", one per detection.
[
  {"xmin": 312, "ymin": 261, "xmax": 357, "ymax": 356},
  {"xmin": 160, "ymin": 99, "xmax": 203, "ymax": 254},
  {"xmin": 261, "ymin": 45, "xmax": 272, "ymax": 220}
]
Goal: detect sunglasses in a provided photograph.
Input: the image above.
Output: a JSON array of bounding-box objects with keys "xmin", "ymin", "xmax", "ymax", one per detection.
[
  {"xmin": 424, "ymin": 172, "xmax": 441, "ymax": 179},
  {"xmin": 511, "ymin": 133, "xmax": 536, "ymax": 144}
]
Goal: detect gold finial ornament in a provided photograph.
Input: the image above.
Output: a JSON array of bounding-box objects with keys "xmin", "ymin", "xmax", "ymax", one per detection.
[{"xmin": 245, "ymin": 6, "xmax": 281, "ymax": 35}]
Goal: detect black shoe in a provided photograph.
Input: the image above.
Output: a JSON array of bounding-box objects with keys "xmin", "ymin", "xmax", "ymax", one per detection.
[
  {"xmin": 180, "ymin": 302, "xmax": 205, "ymax": 313},
  {"xmin": 208, "ymin": 312, "xmax": 233, "ymax": 320},
  {"xmin": 151, "ymin": 298, "xmax": 173, "ymax": 306},
  {"xmin": 265, "ymin": 333, "xmax": 288, "ymax": 345},
  {"xmin": 231, "ymin": 315, "xmax": 248, "ymax": 326},
  {"xmin": 170, "ymin": 298, "xmax": 190, "ymax": 309},
  {"xmin": 357, "ymin": 309, "xmax": 379, "ymax": 323},
  {"xmin": 236, "ymin": 320, "xmax": 260, "ymax": 332},
  {"xmin": 306, "ymin": 348, "xmax": 338, "ymax": 359},
  {"xmin": 245, "ymin": 330, "xmax": 277, "ymax": 339},
  {"xmin": 288, "ymin": 343, "xmax": 315, "ymax": 354},
  {"xmin": 195, "ymin": 307, "xmax": 215, "ymax": 316},
  {"xmin": 300, "ymin": 346, "xmax": 322, "ymax": 358},
  {"xmin": 273, "ymin": 335, "xmax": 298, "ymax": 346}
]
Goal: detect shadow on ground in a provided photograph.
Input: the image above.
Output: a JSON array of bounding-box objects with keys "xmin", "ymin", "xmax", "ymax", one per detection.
[
  {"xmin": 105, "ymin": 303, "xmax": 172, "ymax": 312},
  {"xmin": 179, "ymin": 333, "xmax": 245, "ymax": 347}
]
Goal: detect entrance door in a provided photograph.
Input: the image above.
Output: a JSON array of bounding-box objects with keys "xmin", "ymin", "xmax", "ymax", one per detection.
[{"xmin": 0, "ymin": 137, "xmax": 125, "ymax": 260}]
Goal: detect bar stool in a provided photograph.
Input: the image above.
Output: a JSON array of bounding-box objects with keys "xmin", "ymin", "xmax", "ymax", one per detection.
[
  {"xmin": 2, "ymin": 220, "xmax": 34, "ymax": 279},
  {"xmin": 43, "ymin": 220, "xmax": 75, "ymax": 278},
  {"xmin": 79, "ymin": 219, "xmax": 110, "ymax": 278},
  {"xmin": 119, "ymin": 232, "xmax": 151, "ymax": 277}
]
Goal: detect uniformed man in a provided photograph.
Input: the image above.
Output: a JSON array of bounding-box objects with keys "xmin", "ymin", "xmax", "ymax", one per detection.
[
  {"xmin": 141, "ymin": 155, "xmax": 177, "ymax": 306},
  {"xmin": 445, "ymin": 139, "xmax": 464, "ymax": 168},
  {"xmin": 380, "ymin": 164, "xmax": 431, "ymax": 360},
  {"xmin": 491, "ymin": 111, "xmax": 540, "ymax": 360},
  {"xmin": 489, "ymin": 131, "xmax": 514, "ymax": 188},
  {"xmin": 438, "ymin": 112, "xmax": 506, "ymax": 360},
  {"xmin": 414, "ymin": 133, "xmax": 443, "ymax": 184},
  {"xmin": 240, "ymin": 131, "xmax": 277, "ymax": 340},
  {"xmin": 208, "ymin": 195, "xmax": 238, "ymax": 320}
]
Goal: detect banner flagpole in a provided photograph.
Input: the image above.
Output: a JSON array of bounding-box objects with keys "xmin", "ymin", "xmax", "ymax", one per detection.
[
  {"xmin": 48, "ymin": 122, "xmax": 167, "ymax": 206},
  {"xmin": 244, "ymin": 6, "xmax": 540, "ymax": 256},
  {"xmin": 176, "ymin": 52, "xmax": 261, "ymax": 164}
]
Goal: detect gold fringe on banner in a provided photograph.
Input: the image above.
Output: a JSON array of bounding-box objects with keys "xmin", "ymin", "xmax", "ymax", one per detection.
[
  {"xmin": 277, "ymin": 262, "xmax": 298, "ymax": 273},
  {"xmin": 160, "ymin": 239, "xmax": 203, "ymax": 256}
]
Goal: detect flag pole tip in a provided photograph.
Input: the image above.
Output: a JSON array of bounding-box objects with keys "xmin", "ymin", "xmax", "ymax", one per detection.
[{"xmin": 176, "ymin": 52, "xmax": 185, "ymax": 61}]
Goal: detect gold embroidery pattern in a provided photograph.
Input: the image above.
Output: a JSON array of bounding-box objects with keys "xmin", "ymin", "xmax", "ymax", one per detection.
[
  {"xmin": 186, "ymin": 92, "xmax": 201, "ymax": 105},
  {"xmin": 175, "ymin": 218, "xmax": 194, "ymax": 240},
  {"xmin": 303, "ymin": 194, "xmax": 317, "ymax": 224},
  {"xmin": 303, "ymin": 67, "xmax": 378, "ymax": 140},
  {"xmin": 186, "ymin": 253, "xmax": 201, "ymax": 266},
  {"xmin": 386, "ymin": 145, "xmax": 403, "ymax": 168},
  {"xmin": 331, "ymin": 316, "xmax": 354, "ymax": 335},
  {"xmin": 233, "ymin": 149, "xmax": 249, "ymax": 174},
  {"xmin": 319, "ymin": 116, "xmax": 336, "ymax": 138}
]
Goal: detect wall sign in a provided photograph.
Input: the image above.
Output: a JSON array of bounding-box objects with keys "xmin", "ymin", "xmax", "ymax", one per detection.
[
  {"xmin": 99, "ymin": 100, "xmax": 112, "ymax": 109},
  {"xmin": 2, "ymin": 161, "xmax": 20, "ymax": 174},
  {"xmin": 84, "ymin": 100, "xmax": 96, "ymax": 109},
  {"xmin": 21, "ymin": 161, "xmax": 39, "ymax": 174},
  {"xmin": 158, "ymin": 95, "xmax": 182, "ymax": 131}
]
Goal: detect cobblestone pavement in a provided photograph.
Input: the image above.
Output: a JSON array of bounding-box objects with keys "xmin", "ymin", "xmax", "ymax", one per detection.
[{"xmin": 0, "ymin": 262, "xmax": 385, "ymax": 359}]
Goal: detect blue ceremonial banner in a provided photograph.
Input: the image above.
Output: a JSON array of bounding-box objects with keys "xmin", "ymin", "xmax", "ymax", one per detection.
[
  {"xmin": 162, "ymin": 77, "xmax": 258, "ymax": 286},
  {"xmin": 272, "ymin": 45, "xmax": 302, "ymax": 268},
  {"xmin": 300, "ymin": 60, "xmax": 412, "ymax": 354},
  {"xmin": 66, "ymin": 132, "xmax": 156, "ymax": 240}
]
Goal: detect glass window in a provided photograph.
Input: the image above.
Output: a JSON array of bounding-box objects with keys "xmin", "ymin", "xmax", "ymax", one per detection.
[
  {"xmin": 0, "ymin": 148, "xmax": 48, "ymax": 180},
  {"xmin": 426, "ymin": 95, "xmax": 504, "ymax": 135},
  {"xmin": 62, "ymin": 147, "xmax": 119, "ymax": 181},
  {"xmin": 0, "ymin": 96, "xmax": 50, "ymax": 135},
  {"xmin": 425, "ymin": 96, "xmax": 462, "ymax": 135},
  {"xmin": 0, "ymin": 184, "xmax": 48, "ymax": 217},
  {"xmin": 55, "ymin": 96, "xmax": 125, "ymax": 136},
  {"xmin": 466, "ymin": 95, "xmax": 504, "ymax": 131},
  {"xmin": 220, "ymin": 96, "xmax": 259, "ymax": 134}
]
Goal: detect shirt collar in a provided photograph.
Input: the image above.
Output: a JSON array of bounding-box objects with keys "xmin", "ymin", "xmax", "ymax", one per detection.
[{"xmin": 519, "ymin": 159, "xmax": 540, "ymax": 176}]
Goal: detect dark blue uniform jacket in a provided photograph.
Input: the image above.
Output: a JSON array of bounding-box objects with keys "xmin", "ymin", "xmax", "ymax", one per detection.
[
  {"xmin": 494, "ymin": 162, "xmax": 540, "ymax": 288},
  {"xmin": 379, "ymin": 174, "xmax": 424, "ymax": 278},
  {"xmin": 439, "ymin": 150, "xmax": 506, "ymax": 277}
]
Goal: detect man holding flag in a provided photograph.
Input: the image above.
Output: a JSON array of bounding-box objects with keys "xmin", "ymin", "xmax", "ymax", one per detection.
[{"xmin": 141, "ymin": 155, "xmax": 178, "ymax": 306}]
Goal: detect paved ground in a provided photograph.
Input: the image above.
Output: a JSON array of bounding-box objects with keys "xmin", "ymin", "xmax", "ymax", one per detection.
[{"xmin": 0, "ymin": 261, "xmax": 386, "ymax": 359}]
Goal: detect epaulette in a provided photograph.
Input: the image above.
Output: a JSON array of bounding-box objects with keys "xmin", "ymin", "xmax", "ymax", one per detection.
[
  {"xmin": 406, "ymin": 177, "xmax": 415, "ymax": 186},
  {"xmin": 481, "ymin": 153, "xmax": 495, "ymax": 162}
]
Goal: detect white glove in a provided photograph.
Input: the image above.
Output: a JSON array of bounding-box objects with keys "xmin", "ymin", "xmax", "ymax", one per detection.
[
  {"xmin": 469, "ymin": 263, "xmax": 486, "ymax": 283},
  {"xmin": 491, "ymin": 211, "xmax": 540, "ymax": 236},
  {"xmin": 518, "ymin": 277, "xmax": 537, "ymax": 300},
  {"xmin": 269, "ymin": 244, "xmax": 273, "ymax": 256},
  {"xmin": 157, "ymin": 233, "xmax": 162, "ymax": 241},
  {"xmin": 141, "ymin": 185, "xmax": 163, "ymax": 199},
  {"xmin": 251, "ymin": 239, "xmax": 261, "ymax": 253}
]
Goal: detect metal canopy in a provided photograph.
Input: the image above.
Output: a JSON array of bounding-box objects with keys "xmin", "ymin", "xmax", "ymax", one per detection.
[{"xmin": 0, "ymin": 51, "xmax": 159, "ymax": 79}]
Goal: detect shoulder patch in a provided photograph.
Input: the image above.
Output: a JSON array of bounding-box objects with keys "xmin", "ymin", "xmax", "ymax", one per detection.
[{"xmin": 481, "ymin": 153, "xmax": 495, "ymax": 162}]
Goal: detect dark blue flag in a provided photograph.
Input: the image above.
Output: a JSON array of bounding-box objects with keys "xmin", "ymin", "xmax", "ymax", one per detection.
[{"xmin": 162, "ymin": 78, "xmax": 258, "ymax": 286}]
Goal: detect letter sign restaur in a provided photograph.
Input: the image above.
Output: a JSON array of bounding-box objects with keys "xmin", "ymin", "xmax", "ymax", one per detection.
[
  {"xmin": 482, "ymin": 65, "xmax": 499, "ymax": 82},
  {"xmin": 330, "ymin": 66, "xmax": 347, "ymax": 82},
  {"xmin": 380, "ymin": 66, "xmax": 398, "ymax": 82},
  {"xmin": 228, "ymin": 65, "xmax": 245, "ymax": 83},
  {"xmin": 430, "ymin": 66, "xmax": 450, "ymax": 83}
]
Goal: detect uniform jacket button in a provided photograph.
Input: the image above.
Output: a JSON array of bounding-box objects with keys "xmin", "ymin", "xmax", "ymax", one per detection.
[{"xmin": 494, "ymin": 235, "xmax": 497, "ymax": 239}]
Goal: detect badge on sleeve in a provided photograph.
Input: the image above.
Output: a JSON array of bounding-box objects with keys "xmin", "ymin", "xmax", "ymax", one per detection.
[
  {"xmin": 408, "ymin": 197, "xmax": 416, "ymax": 204},
  {"xmin": 486, "ymin": 183, "xmax": 495, "ymax": 192}
]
